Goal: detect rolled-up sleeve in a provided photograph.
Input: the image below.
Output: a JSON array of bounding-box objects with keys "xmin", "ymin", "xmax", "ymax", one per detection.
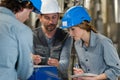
[{"xmin": 58, "ymin": 36, "xmax": 73, "ymax": 75}]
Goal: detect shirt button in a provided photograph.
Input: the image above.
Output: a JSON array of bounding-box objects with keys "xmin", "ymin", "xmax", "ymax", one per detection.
[
  {"xmin": 43, "ymin": 51, "xmax": 45, "ymax": 53},
  {"xmin": 86, "ymin": 59, "xmax": 88, "ymax": 61},
  {"xmin": 116, "ymin": 63, "xmax": 119, "ymax": 66},
  {"xmin": 88, "ymin": 69, "xmax": 90, "ymax": 71}
]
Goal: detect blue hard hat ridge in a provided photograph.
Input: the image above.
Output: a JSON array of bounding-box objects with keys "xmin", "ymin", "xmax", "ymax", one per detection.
[
  {"xmin": 30, "ymin": 0, "xmax": 42, "ymax": 13},
  {"xmin": 61, "ymin": 6, "xmax": 92, "ymax": 29}
]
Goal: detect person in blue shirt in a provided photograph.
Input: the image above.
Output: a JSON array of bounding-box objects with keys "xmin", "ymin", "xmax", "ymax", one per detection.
[
  {"xmin": 61, "ymin": 6, "xmax": 120, "ymax": 80},
  {"xmin": 0, "ymin": 0, "xmax": 41, "ymax": 80}
]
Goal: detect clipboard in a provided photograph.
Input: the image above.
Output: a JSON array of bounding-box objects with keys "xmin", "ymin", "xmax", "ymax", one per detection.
[{"xmin": 70, "ymin": 73, "xmax": 98, "ymax": 78}]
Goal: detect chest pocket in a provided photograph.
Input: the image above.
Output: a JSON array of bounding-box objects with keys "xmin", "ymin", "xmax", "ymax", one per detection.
[
  {"xmin": 50, "ymin": 44, "xmax": 62, "ymax": 60},
  {"xmin": 35, "ymin": 45, "xmax": 49, "ymax": 57}
]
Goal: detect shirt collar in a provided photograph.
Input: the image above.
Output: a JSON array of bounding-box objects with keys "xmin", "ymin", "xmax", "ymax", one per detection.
[
  {"xmin": 89, "ymin": 31, "xmax": 97, "ymax": 47},
  {"xmin": 0, "ymin": 7, "xmax": 15, "ymax": 18},
  {"xmin": 75, "ymin": 31, "xmax": 98, "ymax": 48}
]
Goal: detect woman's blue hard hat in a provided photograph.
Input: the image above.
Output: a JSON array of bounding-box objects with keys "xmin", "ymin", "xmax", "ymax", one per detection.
[{"xmin": 61, "ymin": 6, "xmax": 91, "ymax": 29}]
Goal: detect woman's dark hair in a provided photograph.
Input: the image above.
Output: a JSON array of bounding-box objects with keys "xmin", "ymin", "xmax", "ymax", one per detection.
[
  {"xmin": 77, "ymin": 21, "xmax": 98, "ymax": 33},
  {"xmin": 0, "ymin": 0, "xmax": 33, "ymax": 13}
]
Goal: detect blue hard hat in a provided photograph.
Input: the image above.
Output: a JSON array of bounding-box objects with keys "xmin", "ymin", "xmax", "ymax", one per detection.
[
  {"xmin": 30, "ymin": 0, "xmax": 42, "ymax": 13},
  {"xmin": 19, "ymin": 0, "xmax": 42, "ymax": 13},
  {"xmin": 61, "ymin": 6, "xmax": 91, "ymax": 29}
]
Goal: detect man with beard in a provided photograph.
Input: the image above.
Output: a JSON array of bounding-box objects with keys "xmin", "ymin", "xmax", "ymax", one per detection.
[{"xmin": 32, "ymin": 0, "xmax": 73, "ymax": 80}]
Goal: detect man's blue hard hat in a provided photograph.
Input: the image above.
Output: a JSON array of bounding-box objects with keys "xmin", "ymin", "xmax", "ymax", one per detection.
[
  {"xmin": 30, "ymin": 0, "xmax": 42, "ymax": 13},
  {"xmin": 19, "ymin": 0, "xmax": 42, "ymax": 13},
  {"xmin": 61, "ymin": 6, "xmax": 91, "ymax": 29}
]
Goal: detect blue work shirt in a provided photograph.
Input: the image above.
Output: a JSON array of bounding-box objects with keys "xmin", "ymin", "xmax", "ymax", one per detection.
[
  {"xmin": 75, "ymin": 31, "xmax": 120, "ymax": 80},
  {"xmin": 0, "ymin": 7, "xmax": 33, "ymax": 80}
]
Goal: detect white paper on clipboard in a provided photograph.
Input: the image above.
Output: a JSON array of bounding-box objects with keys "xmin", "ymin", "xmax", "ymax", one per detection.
[{"xmin": 70, "ymin": 73, "xmax": 98, "ymax": 78}]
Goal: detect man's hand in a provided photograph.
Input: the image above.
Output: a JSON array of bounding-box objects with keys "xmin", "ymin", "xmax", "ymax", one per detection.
[
  {"xmin": 47, "ymin": 58, "xmax": 59, "ymax": 67},
  {"xmin": 32, "ymin": 54, "xmax": 41, "ymax": 65}
]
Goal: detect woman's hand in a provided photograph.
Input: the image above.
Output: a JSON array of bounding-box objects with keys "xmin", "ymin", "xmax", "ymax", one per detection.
[
  {"xmin": 73, "ymin": 67, "xmax": 84, "ymax": 75},
  {"xmin": 73, "ymin": 67, "xmax": 84, "ymax": 80}
]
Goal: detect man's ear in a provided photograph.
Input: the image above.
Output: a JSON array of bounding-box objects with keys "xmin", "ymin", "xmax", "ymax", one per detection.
[
  {"xmin": 20, "ymin": 7, "xmax": 24, "ymax": 12},
  {"xmin": 38, "ymin": 14, "xmax": 42, "ymax": 21}
]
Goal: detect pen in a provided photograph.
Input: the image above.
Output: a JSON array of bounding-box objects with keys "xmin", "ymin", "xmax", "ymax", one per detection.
[{"xmin": 74, "ymin": 63, "xmax": 79, "ymax": 68}]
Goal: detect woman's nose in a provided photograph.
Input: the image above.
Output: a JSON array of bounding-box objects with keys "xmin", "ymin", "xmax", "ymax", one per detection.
[{"xmin": 69, "ymin": 30, "xmax": 73, "ymax": 36}]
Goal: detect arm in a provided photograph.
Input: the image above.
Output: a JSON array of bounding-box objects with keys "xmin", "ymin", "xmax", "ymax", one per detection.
[{"xmin": 58, "ymin": 36, "xmax": 73, "ymax": 75}]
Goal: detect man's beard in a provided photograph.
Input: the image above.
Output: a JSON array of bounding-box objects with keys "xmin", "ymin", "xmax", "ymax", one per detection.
[{"xmin": 45, "ymin": 24, "xmax": 56, "ymax": 32}]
